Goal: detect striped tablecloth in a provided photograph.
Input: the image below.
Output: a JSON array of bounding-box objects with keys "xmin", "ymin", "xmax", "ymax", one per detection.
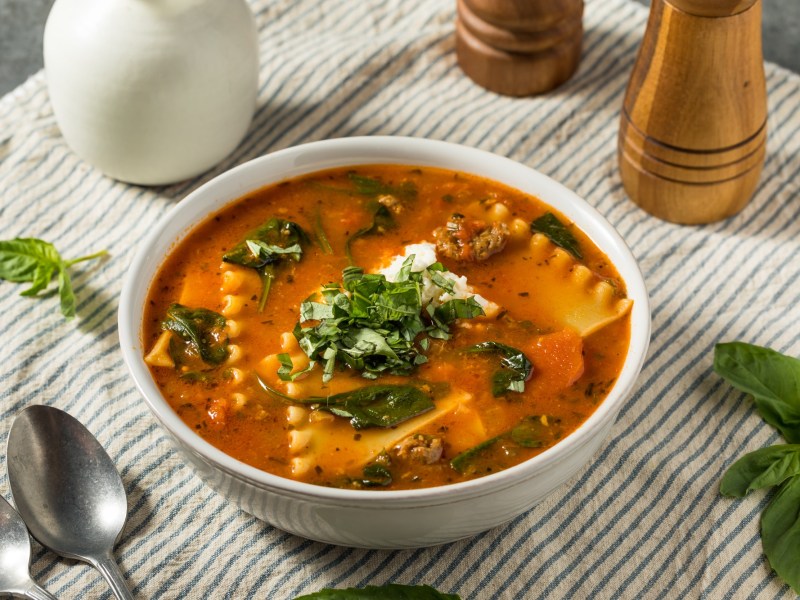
[{"xmin": 2, "ymin": 0, "xmax": 799, "ymax": 598}]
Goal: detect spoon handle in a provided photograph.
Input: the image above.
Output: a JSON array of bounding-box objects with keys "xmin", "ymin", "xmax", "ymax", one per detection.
[
  {"xmin": 91, "ymin": 553, "xmax": 134, "ymax": 600},
  {"xmin": 22, "ymin": 580, "xmax": 58, "ymax": 600}
]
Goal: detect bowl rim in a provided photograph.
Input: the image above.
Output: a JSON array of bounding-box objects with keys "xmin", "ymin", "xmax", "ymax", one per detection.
[{"xmin": 118, "ymin": 135, "xmax": 651, "ymax": 505}]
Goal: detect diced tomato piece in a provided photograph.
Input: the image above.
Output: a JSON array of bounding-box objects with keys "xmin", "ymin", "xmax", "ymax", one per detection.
[{"xmin": 529, "ymin": 329, "xmax": 584, "ymax": 390}]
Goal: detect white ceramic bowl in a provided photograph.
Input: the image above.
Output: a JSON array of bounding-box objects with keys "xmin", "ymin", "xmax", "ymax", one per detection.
[{"xmin": 119, "ymin": 136, "xmax": 650, "ymax": 549}]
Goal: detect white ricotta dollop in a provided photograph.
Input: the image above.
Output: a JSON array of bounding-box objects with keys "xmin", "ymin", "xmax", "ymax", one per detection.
[{"xmin": 377, "ymin": 242, "xmax": 497, "ymax": 314}]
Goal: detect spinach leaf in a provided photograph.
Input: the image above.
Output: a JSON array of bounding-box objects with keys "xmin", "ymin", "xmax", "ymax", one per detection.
[
  {"xmin": 162, "ymin": 303, "xmax": 229, "ymax": 366},
  {"xmin": 345, "ymin": 203, "xmax": 395, "ymax": 264},
  {"xmin": 360, "ymin": 462, "xmax": 393, "ymax": 487},
  {"xmin": 0, "ymin": 238, "xmax": 107, "ymax": 319},
  {"xmin": 342, "ymin": 174, "xmax": 418, "ymax": 263},
  {"xmin": 714, "ymin": 342, "xmax": 800, "ymax": 443},
  {"xmin": 222, "ymin": 219, "xmax": 308, "ymax": 311},
  {"xmin": 257, "ymin": 376, "xmax": 434, "ymax": 430},
  {"xmin": 761, "ymin": 475, "xmax": 800, "ymax": 594},
  {"xmin": 313, "ymin": 209, "xmax": 334, "ymax": 255},
  {"xmin": 530, "ymin": 212, "xmax": 582, "ymax": 259},
  {"xmin": 720, "ymin": 445, "xmax": 800, "ymax": 497},
  {"xmin": 466, "ymin": 341, "xmax": 533, "ymax": 396},
  {"xmin": 292, "ymin": 583, "xmax": 461, "ymax": 600},
  {"xmin": 451, "ymin": 415, "xmax": 558, "ymax": 474},
  {"xmin": 348, "ymin": 173, "xmax": 417, "ymax": 199},
  {"xmin": 309, "ymin": 385, "xmax": 434, "ymax": 430}
]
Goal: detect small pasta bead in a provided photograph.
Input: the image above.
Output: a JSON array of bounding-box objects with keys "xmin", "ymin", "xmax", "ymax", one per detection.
[
  {"xmin": 291, "ymin": 456, "xmax": 313, "ymax": 476},
  {"xmin": 308, "ymin": 410, "xmax": 335, "ymax": 423},
  {"xmin": 486, "ymin": 202, "xmax": 511, "ymax": 222},
  {"xmin": 231, "ymin": 393, "xmax": 248, "ymax": 411},
  {"xmin": 221, "ymin": 294, "xmax": 246, "ymax": 316},
  {"xmin": 509, "ymin": 218, "xmax": 529, "ymax": 241},
  {"xmin": 226, "ymin": 344, "xmax": 243, "ymax": 364},
  {"xmin": 286, "ymin": 406, "xmax": 309, "ymax": 425},
  {"xmin": 221, "ymin": 268, "xmax": 246, "ymax": 293},
  {"xmin": 227, "ymin": 367, "xmax": 245, "ymax": 385},
  {"xmin": 288, "ymin": 429, "xmax": 312, "ymax": 452},
  {"xmin": 280, "ymin": 331, "xmax": 300, "ymax": 353},
  {"xmin": 225, "ymin": 319, "xmax": 241, "ymax": 338}
]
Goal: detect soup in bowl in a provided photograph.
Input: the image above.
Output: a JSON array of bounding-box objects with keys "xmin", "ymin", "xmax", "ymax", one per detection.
[{"xmin": 119, "ymin": 137, "xmax": 650, "ymax": 548}]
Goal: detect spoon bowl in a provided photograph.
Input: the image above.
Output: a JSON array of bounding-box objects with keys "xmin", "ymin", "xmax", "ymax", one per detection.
[
  {"xmin": 7, "ymin": 405, "xmax": 133, "ymax": 600},
  {"xmin": 0, "ymin": 495, "xmax": 57, "ymax": 600}
]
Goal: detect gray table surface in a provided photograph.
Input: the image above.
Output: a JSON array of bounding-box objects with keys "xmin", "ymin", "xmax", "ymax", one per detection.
[{"xmin": 1, "ymin": 0, "xmax": 798, "ymax": 99}]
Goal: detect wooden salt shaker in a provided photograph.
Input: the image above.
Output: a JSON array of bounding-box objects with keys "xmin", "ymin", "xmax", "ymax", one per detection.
[
  {"xmin": 618, "ymin": 0, "xmax": 767, "ymax": 224},
  {"xmin": 455, "ymin": 0, "xmax": 584, "ymax": 96}
]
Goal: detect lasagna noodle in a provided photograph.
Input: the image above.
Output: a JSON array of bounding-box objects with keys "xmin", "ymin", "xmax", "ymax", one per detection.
[
  {"xmin": 527, "ymin": 233, "xmax": 632, "ymax": 336},
  {"xmin": 286, "ymin": 388, "xmax": 481, "ymax": 477}
]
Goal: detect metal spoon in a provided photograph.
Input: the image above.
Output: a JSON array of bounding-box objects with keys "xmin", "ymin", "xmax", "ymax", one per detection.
[
  {"xmin": 0, "ymin": 495, "xmax": 57, "ymax": 600},
  {"xmin": 6, "ymin": 405, "xmax": 134, "ymax": 600}
]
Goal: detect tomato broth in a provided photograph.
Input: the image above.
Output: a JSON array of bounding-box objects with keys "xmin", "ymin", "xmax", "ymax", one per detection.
[{"xmin": 143, "ymin": 165, "xmax": 631, "ymax": 490}]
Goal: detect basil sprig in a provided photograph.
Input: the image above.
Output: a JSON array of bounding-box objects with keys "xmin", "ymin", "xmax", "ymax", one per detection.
[
  {"xmin": 291, "ymin": 258, "xmax": 484, "ymax": 382},
  {"xmin": 0, "ymin": 238, "xmax": 107, "ymax": 319},
  {"xmin": 715, "ymin": 342, "xmax": 800, "ymax": 593}
]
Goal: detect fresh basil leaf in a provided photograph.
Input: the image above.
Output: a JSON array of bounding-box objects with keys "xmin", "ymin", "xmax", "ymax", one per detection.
[
  {"xmin": 19, "ymin": 262, "xmax": 57, "ymax": 297},
  {"xmin": 0, "ymin": 238, "xmax": 106, "ymax": 319},
  {"xmin": 761, "ymin": 475, "xmax": 800, "ymax": 594},
  {"xmin": 714, "ymin": 342, "xmax": 800, "ymax": 443},
  {"xmin": 720, "ymin": 445, "xmax": 800, "ymax": 497},
  {"xmin": 162, "ymin": 303, "xmax": 229, "ymax": 366},
  {"xmin": 0, "ymin": 238, "xmax": 61, "ymax": 282},
  {"xmin": 57, "ymin": 268, "xmax": 76, "ymax": 319},
  {"xmin": 292, "ymin": 583, "xmax": 461, "ymax": 600},
  {"xmin": 223, "ymin": 219, "xmax": 308, "ymax": 311},
  {"xmin": 466, "ymin": 341, "xmax": 533, "ymax": 396},
  {"xmin": 530, "ymin": 212, "xmax": 582, "ymax": 259}
]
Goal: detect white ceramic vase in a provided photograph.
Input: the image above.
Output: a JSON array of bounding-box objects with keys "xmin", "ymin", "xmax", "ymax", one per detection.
[{"xmin": 43, "ymin": 0, "xmax": 259, "ymax": 186}]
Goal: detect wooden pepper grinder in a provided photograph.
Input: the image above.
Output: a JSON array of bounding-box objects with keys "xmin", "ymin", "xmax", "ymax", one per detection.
[
  {"xmin": 618, "ymin": 0, "xmax": 767, "ymax": 224},
  {"xmin": 456, "ymin": 0, "xmax": 584, "ymax": 96}
]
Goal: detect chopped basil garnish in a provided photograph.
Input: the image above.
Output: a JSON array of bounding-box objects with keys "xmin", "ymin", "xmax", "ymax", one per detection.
[{"xmin": 292, "ymin": 258, "xmax": 484, "ymax": 382}]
